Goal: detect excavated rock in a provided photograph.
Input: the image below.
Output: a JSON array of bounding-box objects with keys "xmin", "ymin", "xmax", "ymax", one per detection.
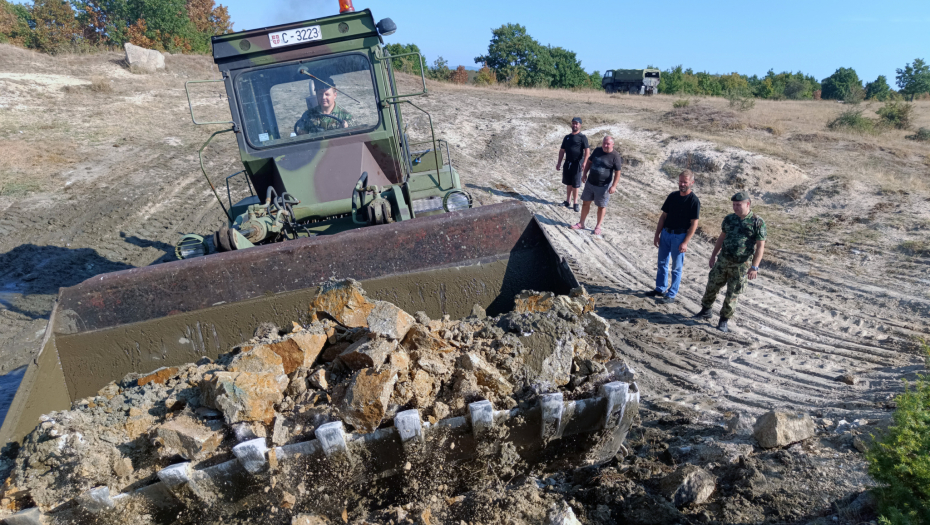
[
  {"xmin": 753, "ymin": 410, "xmax": 816, "ymax": 448},
  {"xmin": 659, "ymin": 464, "xmax": 717, "ymax": 507},
  {"xmin": 0, "ymin": 283, "xmax": 637, "ymax": 524},
  {"xmin": 124, "ymin": 42, "xmax": 165, "ymax": 73},
  {"xmin": 339, "ymin": 368, "xmax": 398, "ymax": 432}
]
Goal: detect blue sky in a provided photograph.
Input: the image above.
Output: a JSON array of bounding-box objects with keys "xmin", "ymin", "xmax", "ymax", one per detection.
[{"xmin": 223, "ymin": 0, "xmax": 929, "ymax": 84}]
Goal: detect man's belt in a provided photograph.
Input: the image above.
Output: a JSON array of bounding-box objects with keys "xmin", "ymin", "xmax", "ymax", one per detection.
[{"xmin": 663, "ymin": 228, "xmax": 688, "ymax": 234}]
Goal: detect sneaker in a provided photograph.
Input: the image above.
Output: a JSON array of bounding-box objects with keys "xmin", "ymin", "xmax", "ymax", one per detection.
[
  {"xmin": 573, "ymin": 203, "xmax": 580, "ymax": 212},
  {"xmin": 693, "ymin": 307, "xmax": 712, "ymax": 319},
  {"xmin": 646, "ymin": 289, "xmax": 663, "ymax": 297},
  {"xmin": 717, "ymin": 318, "xmax": 730, "ymax": 333},
  {"xmin": 658, "ymin": 295, "xmax": 676, "ymax": 304},
  {"xmin": 562, "ymin": 200, "xmax": 570, "ymax": 208}
]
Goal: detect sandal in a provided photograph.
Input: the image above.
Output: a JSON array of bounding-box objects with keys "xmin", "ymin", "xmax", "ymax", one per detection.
[
  {"xmin": 593, "ymin": 226, "xmax": 602, "ymax": 235},
  {"xmin": 570, "ymin": 223, "xmax": 584, "ymax": 230}
]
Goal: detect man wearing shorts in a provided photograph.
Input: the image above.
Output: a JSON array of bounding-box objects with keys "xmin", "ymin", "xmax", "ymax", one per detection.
[
  {"xmin": 555, "ymin": 117, "xmax": 589, "ymax": 212},
  {"xmin": 571, "ymin": 136, "xmax": 622, "ymax": 236}
]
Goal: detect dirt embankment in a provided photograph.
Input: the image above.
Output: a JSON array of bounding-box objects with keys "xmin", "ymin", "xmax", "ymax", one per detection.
[{"xmin": 0, "ymin": 46, "xmax": 928, "ymax": 523}]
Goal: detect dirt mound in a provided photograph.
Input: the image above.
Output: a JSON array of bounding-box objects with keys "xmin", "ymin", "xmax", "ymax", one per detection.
[{"xmin": 661, "ymin": 105, "xmax": 745, "ymax": 132}]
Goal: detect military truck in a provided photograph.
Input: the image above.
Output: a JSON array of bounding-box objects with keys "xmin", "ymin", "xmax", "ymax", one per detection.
[
  {"xmin": 0, "ymin": 2, "xmax": 639, "ymax": 504},
  {"xmin": 602, "ymin": 68, "xmax": 660, "ymax": 95}
]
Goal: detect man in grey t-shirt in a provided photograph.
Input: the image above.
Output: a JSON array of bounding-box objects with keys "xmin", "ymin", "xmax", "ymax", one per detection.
[{"xmin": 570, "ymin": 136, "xmax": 622, "ymax": 236}]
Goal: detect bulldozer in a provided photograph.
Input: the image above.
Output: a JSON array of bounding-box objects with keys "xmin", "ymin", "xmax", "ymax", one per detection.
[{"xmin": 0, "ymin": 3, "xmax": 639, "ymax": 518}]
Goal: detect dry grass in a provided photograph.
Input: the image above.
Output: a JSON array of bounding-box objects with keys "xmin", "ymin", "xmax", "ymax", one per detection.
[
  {"xmin": 662, "ymin": 104, "xmax": 744, "ymax": 131},
  {"xmin": 90, "ymin": 76, "xmax": 112, "ymax": 92}
]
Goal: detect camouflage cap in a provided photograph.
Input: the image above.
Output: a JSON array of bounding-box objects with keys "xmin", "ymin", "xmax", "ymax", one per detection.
[
  {"xmin": 731, "ymin": 191, "xmax": 751, "ymax": 201},
  {"xmin": 572, "ymin": 117, "xmax": 582, "ymax": 124}
]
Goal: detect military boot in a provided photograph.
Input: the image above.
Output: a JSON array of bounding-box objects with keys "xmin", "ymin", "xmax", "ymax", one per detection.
[
  {"xmin": 717, "ymin": 317, "xmax": 730, "ymax": 333},
  {"xmin": 693, "ymin": 307, "xmax": 712, "ymax": 319}
]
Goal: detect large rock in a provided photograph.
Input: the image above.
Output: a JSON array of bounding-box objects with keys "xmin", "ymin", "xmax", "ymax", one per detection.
[
  {"xmin": 338, "ymin": 337, "xmax": 398, "ymax": 370},
  {"xmin": 458, "ymin": 353, "xmax": 513, "ymax": 396},
  {"xmin": 367, "ymin": 301, "xmax": 415, "ymax": 340},
  {"xmin": 340, "ymin": 368, "xmax": 398, "ymax": 432},
  {"xmin": 228, "ymin": 346, "xmax": 288, "ymax": 391},
  {"xmin": 659, "ymin": 464, "xmax": 716, "ymax": 507},
  {"xmin": 547, "ymin": 502, "xmax": 582, "ymax": 525},
  {"xmin": 155, "ymin": 416, "xmax": 224, "ymax": 460},
  {"xmin": 410, "ymin": 369, "xmax": 435, "ymax": 407},
  {"xmin": 202, "ymin": 371, "xmax": 286, "ymax": 424},
  {"xmin": 266, "ymin": 330, "xmax": 328, "ymax": 374},
  {"xmin": 309, "ymin": 279, "xmax": 374, "ymax": 328},
  {"xmin": 137, "ymin": 366, "xmax": 180, "ymax": 386},
  {"xmin": 753, "ymin": 411, "xmax": 816, "ymax": 448},
  {"xmin": 124, "ymin": 42, "xmax": 165, "ymax": 73},
  {"xmin": 402, "ymin": 324, "xmax": 449, "ymax": 353}
]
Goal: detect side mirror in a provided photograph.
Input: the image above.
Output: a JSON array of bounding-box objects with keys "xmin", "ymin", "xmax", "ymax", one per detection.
[{"xmin": 376, "ymin": 18, "xmax": 396, "ymax": 36}]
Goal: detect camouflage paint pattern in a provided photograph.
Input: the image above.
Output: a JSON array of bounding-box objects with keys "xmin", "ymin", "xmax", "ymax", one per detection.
[
  {"xmin": 718, "ymin": 211, "xmax": 767, "ymax": 264},
  {"xmin": 700, "ymin": 257, "xmax": 750, "ymax": 319}
]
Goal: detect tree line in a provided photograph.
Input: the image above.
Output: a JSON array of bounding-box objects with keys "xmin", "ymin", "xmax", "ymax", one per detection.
[{"xmin": 0, "ymin": 0, "xmax": 231, "ymax": 54}]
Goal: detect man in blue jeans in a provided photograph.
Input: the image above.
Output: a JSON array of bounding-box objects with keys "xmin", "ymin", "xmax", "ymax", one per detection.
[{"xmin": 648, "ymin": 170, "xmax": 700, "ymax": 304}]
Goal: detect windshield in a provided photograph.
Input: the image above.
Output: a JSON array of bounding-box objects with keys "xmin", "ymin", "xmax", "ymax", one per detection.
[{"xmin": 235, "ymin": 53, "xmax": 379, "ymax": 148}]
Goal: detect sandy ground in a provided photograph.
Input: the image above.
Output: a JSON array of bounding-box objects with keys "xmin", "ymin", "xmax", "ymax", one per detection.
[{"xmin": 0, "ymin": 44, "xmax": 929, "ymax": 522}]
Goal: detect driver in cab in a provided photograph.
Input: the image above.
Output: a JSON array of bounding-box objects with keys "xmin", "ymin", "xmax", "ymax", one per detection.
[{"xmin": 294, "ymin": 75, "xmax": 353, "ymax": 135}]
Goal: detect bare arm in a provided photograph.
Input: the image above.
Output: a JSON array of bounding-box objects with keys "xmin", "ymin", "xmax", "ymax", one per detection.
[
  {"xmin": 582, "ymin": 158, "xmax": 592, "ymax": 183},
  {"xmin": 679, "ymin": 218, "xmax": 699, "ymax": 253},
  {"xmin": 608, "ymin": 169, "xmax": 621, "ymax": 194},
  {"xmin": 748, "ymin": 240, "xmax": 765, "ymax": 280},
  {"xmin": 653, "ymin": 212, "xmax": 667, "ymax": 247},
  {"xmin": 556, "ymin": 149, "xmax": 565, "ymax": 170},
  {"xmin": 709, "ymin": 231, "xmax": 725, "ymax": 268},
  {"xmin": 582, "ymin": 147, "xmax": 590, "ymax": 166}
]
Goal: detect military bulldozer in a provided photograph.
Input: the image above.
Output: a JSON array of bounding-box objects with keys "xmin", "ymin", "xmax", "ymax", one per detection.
[
  {"xmin": 602, "ymin": 68, "xmax": 660, "ymax": 95},
  {"xmin": 0, "ymin": 2, "xmax": 639, "ymax": 509}
]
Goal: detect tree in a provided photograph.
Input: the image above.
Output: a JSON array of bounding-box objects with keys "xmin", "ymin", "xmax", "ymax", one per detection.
[
  {"xmin": 427, "ymin": 56, "xmax": 451, "ymax": 82},
  {"xmin": 450, "ymin": 65, "xmax": 468, "ymax": 85},
  {"xmin": 384, "ymin": 43, "xmax": 424, "ymax": 76},
  {"xmin": 587, "ymin": 70, "xmax": 602, "ymax": 90},
  {"xmin": 474, "ymin": 23, "xmax": 542, "ymax": 85},
  {"xmin": 474, "ymin": 64, "xmax": 496, "ymax": 86},
  {"xmin": 896, "ymin": 58, "xmax": 930, "ymax": 99},
  {"xmin": 0, "ymin": 0, "xmax": 33, "ymax": 46},
  {"xmin": 865, "ymin": 75, "xmax": 892, "ymax": 101},
  {"xmin": 547, "ymin": 46, "xmax": 588, "ymax": 89},
  {"xmin": 31, "ymin": 0, "xmax": 81, "ymax": 52},
  {"xmin": 821, "ymin": 67, "xmax": 862, "ymax": 100}
]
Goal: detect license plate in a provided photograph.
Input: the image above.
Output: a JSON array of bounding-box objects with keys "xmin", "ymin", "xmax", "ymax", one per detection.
[{"xmin": 268, "ymin": 26, "xmax": 322, "ymax": 48}]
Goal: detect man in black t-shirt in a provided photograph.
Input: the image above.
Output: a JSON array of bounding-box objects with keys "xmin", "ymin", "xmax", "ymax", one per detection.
[
  {"xmin": 648, "ymin": 169, "xmax": 701, "ymax": 304},
  {"xmin": 556, "ymin": 117, "xmax": 590, "ymax": 212},
  {"xmin": 570, "ymin": 136, "xmax": 622, "ymax": 236}
]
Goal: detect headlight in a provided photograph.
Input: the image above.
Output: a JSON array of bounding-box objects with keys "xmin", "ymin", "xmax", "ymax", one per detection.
[
  {"xmin": 443, "ymin": 191, "xmax": 472, "ymax": 212},
  {"xmin": 176, "ymin": 234, "xmax": 207, "ymax": 260}
]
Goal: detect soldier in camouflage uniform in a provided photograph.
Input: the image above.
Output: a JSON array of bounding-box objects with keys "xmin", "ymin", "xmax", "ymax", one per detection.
[
  {"xmin": 694, "ymin": 191, "xmax": 767, "ymax": 332},
  {"xmin": 295, "ymin": 77, "xmax": 353, "ymax": 135}
]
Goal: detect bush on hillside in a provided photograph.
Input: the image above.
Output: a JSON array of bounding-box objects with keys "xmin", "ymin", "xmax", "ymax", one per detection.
[
  {"xmin": 827, "ymin": 109, "xmax": 878, "ymax": 133},
  {"xmin": 726, "ymin": 90, "xmax": 755, "ymax": 111},
  {"xmin": 672, "ymin": 99, "xmax": 690, "ymax": 108},
  {"xmin": 877, "ymin": 101, "xmax": 913, "ymax": 130},
  {"xmin": 906, "ymin": 127, "xmax": 930, "ymax": 142},
  {"xmin": 866, "ymin": 344, "xmax": 930, "ymax": 525},
  {"xmin": 474, "ymin": 64, "xmax": 496, "ymax": 86},
  {"xmin": 450, "ymin": 65, "xmax": 468, "ymax": 85}
]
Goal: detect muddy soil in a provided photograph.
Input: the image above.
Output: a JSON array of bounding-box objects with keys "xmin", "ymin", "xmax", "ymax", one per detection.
[{"xmin": 0, "ymin": 45, "xmax": 929, "ymax": 523}]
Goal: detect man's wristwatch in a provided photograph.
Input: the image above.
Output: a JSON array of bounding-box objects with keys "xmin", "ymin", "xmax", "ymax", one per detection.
[{"xmin": 750, "ymin": 265, "xmax": 759, "ymax": 271}]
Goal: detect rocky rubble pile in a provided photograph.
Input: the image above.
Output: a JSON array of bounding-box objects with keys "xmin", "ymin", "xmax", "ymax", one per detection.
[{"xmin": 0, "ymin": 280, "xmax": 632, "ymax": 523}]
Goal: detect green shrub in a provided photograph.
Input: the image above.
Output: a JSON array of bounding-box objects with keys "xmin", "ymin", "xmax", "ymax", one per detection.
[
  {"xmin": 906, "ymin": 127, "xmax": 930, "ymax": 142},
  {"xmin": 877, "ymin": 101, "xmax": 914, "ymax": 130},
  {"xmin": 672, "ymin": 98, "xmax": 690, "ymax": 108},
  {"xmin": 866, "ymin": 75, "xmax": 893, "ymax": 101},
  {"xmin": 725, "ymin": 90, "xmax": 755, "ymax": 111},
  {"xmin": 866, "ymin": 344, "xmax": 930, "ymax": 525},
  {"xmin": 828, "ymin": 109, "xmax": 878, "ymax": 133},
  {"xmin": 822, "ymin": 67, "xmax": 863, "ymax": 100}
]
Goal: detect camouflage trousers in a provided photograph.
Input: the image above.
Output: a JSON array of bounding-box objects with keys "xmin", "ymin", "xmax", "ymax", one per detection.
[{"xmin": 700, "ymin": 257, "xmax": 750, "ymax": 319}]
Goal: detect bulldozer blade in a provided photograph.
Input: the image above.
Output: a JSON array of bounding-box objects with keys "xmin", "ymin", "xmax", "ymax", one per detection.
[
  {"xmin": 10, "ymin": 381, "xmax": 639, "ymax": 523},
  {"xmin": 1, "ymin": 201, "xmax": 578, "ymax": 446}
]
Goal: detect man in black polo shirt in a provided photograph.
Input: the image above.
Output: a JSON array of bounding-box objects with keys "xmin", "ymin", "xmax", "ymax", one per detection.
[
  {"xmin": 648, "ymin": 169, "xmax": 700, "ymax": 304},
  {"xmin": 555, "ymin": 117, "xmax": 590, "ymax": 212}
]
